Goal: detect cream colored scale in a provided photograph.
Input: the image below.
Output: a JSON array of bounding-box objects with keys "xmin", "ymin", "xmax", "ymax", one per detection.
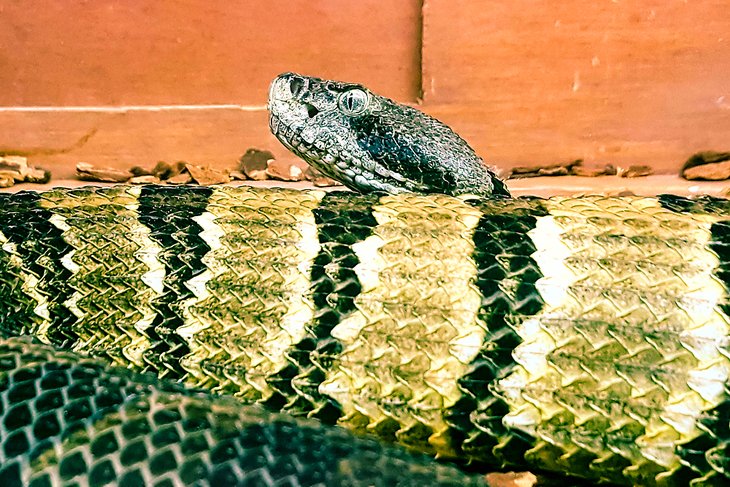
[
  {"xmin": 38, "ymin": 186, "xmax": 162, "ymax": 368},
  {"xmin": 0, "ymin": 229, "xmax": 50, "ymax": 335},
  {"xmin": 320, "ymin": 193, "xmax": 486, "ymax": 455},
  {"xmin": 179, "ymin": 187, "xmax": 325, "ymax": 400},
  {"xmin": 496, "ymin": 196, "xmax": 730, "ymax": 479}
]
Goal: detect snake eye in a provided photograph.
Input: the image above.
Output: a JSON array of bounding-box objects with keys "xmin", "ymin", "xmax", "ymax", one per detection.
[{"xmin": 338, "ymin": 88, "xmax": 369, "ymax": 115}]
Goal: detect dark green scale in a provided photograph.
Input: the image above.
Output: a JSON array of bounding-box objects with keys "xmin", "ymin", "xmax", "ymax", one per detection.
[
  {"xmin": 0, "ymin": 192, "xmax": 76, "ymax": 344},
  {"xmin": 0, "ymin": 337, "xmax": 487, "ymax": 487},
  {"xmin": 136, "ymin": 185, "xmax": 213, "ymax": 379},
  {"xmin": 659, "ymin": 195, "xmax": 730, "ymax": 483},
  {"xmin": 267, "ymin": 192, "xmax": 380, "ymax": 422},
  {"xmin": 443, "ymin": 197, "xmax": 548, "ymax": 465},
  {"xmin": 0, "ymin": 227, "xmax": 35, "ymax": 338}
]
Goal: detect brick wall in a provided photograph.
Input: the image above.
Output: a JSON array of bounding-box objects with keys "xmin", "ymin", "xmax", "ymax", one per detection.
[{"xmin": 1, "ymin": 0, "xmax": 728, "ymax": 178}]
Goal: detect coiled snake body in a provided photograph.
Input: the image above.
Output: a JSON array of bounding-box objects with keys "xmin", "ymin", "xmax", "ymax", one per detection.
[{"xmin": 0, "ymin": 74, "xmax": 728, "ymax": 486}]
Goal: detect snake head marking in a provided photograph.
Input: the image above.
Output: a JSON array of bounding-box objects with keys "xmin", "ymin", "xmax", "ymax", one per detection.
[{"xmin": 268, "ymin": 72, "xmax": 509, "ymax": 197}]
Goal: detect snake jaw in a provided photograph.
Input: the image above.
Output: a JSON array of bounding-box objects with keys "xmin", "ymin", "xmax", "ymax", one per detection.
[{"xmin": 268, "ymin": 72, "xmax": 510, "ymax": 197}]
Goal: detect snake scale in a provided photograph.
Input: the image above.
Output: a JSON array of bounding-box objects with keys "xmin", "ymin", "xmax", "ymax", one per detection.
[{"xmin": 0, "ymin": 73, "xmax": 728, "ymax": 486}]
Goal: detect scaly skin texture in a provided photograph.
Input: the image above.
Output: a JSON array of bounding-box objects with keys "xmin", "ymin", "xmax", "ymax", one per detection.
[
  {"xmin": 1, "ymin": 185, "xmax": 730, "ymax": 485},
  {"xmin": 268, "ymin": 72, "xmax": 509, "ymax": 197},
  {"xmin": 0, "ymin": 337, "xmax": 486, "ymax": 487}
]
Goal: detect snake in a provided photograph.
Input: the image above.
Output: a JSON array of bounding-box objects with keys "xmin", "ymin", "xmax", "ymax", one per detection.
[{"xmin": 0, "ymin": 72, "xmax": 728, "ymax": 486}]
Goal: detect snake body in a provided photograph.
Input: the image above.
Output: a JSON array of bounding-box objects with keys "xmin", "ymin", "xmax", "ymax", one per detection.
[
  {"xmin": 0, "ymin": 336, "xmax": 483, "ymax": 486},
  {"xmin": 0, "ymin": 74, "xmax": 729, "ymax": 486},
  {"xmin": 1, "ymin": 185, "xmax": 730, "ymax": 486}
]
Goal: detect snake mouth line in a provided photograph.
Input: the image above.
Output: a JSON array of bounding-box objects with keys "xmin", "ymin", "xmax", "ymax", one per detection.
[
  {"xmin": 269, "ymin": 114, "xmax": 342, "ymax": 180},
  {"xmin": 270, "ymin": 114, "xmax": 388, "ymax": 190},
  {"xmin": 270, "ymin": 113, "xmax": 415, "ymax": 193}
]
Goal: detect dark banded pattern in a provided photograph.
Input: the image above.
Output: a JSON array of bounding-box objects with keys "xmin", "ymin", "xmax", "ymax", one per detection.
[
  {"xmin": 660, "ymin": 194, "xmax": 730, "ymax": 483},
  {"xmin": 0, "ymin": 191, "xmax": 75, "ymax": 343},
  {"xmin": 270, "ymin": 192, "xmax": 379, "ymax": 422},
  {"xmin": 136, "ymin": 185, "xmax": 213, "ymax": 379},
  {"xmin": 0, "ymin": 227, "xmax": 35, "ymax": 337},
  {"xmin": 445, "ymin": 197, "xmax": 549, "ymax": 465},
  {"xmin": 1, "ymin": 186, "xmax": 730, "ymax": 485}
]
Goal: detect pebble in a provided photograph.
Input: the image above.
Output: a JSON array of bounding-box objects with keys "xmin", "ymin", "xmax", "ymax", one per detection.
[
  {"xmin": 0, "ymin": 156, "xmax": 51, "ymax": 186},
  {"xmin": 76, "ymin": 162, "xmax": 132, "ymax": 183},
  {"xmin": 129, "ymin": 175, "xmax": 161, "ymax": 185},
  {"xmin": 571, "ymin": 162, "xmax": 617, "ymax": 177},
  {"xmin": 167, "ymin": 172, "xmax": 193, "ymax": 185},
  {"xmin": 186, "ymin": 164, "xmax": 231, "ymax": 185},
  {"xmin": 25, "ymin": 167, "xmax": 52, "ymax": 184},
  {"xmin": 681, "ymin": 151, "xmax": 730, "ymax": 180},
  {"xmin": 508, "ymin": 160, "xmax": 581, "ymax": 178},
  {"xmin": 266, "ymin": 158, "xmax": 308, "ymax": 181},
  {"xmin": 240, "ymin": 148, "xmax": 274, "ymax": 180},
  {"xmin": 620, "ymin": 165, "xmax": 653, "ymax": 178},
  {"xmin": 683, "ymin": 161, "xmax": 730, "ymax": 180}
]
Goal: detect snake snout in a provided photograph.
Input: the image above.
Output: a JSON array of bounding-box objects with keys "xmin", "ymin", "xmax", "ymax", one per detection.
[{"xmin": 288, "ymin": 74, "xmax": 306, "ymax": 98}]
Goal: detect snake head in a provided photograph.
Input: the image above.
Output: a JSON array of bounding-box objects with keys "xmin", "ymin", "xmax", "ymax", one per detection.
[{"xmin": 268, "ymin": 72, "xmax": 509, "ymax": 197}]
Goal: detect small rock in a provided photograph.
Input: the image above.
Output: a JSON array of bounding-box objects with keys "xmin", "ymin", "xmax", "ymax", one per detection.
[
  {"xmin": 25, "ymin": 167, "xmax": 52, "ymax": 184},
  {"xmin": 153, "ymin": 160, "xmax": 187, "ymax": 180},
  {"xmin": 537, "ymin": 166, "xmax": 569, "ymax": 176},
  {"xmin": 621, "ymin": 165, "xmax": 653, "ymax": 178},
  {"xmin": 509, "ymin": 160, "xmax": 581, "ymax": 178},
  {"xmin": 0, "ymin": 156, "xmax": 29, "ymax": 181},
  {"xmin": 571, "ymin": 162, "xmax": 617, "ymax": 177},
  {"xmin": 680, "ymin": 151, "xmax": 730, "ymax": 180},
  {"xmin": 508, "ymin": 167, "xmax": 538, "ymax": 178},
  {"xmin": 683, "ymin": 162, "xmax": 730, "ymax": 180},
  {"xmin": 240, "ymin": 148, "xmax": 274, "ymax": 181},
  {"xmin": 76, "ymin": 162, "xmax": 132, "ymax": 183},
  {"xmin": 0, "ymin": 156, "xmax": 52, "ymax": 185},
  {"xmin": 186, "ymin": 164, "xmax": 231, "ymax": 185},
  {"xmin": 0, "ymin": 172, "xmax": 16, "ymax": 188},
  {"xmin": 229, "ymin": 170, "xmax": 248, "ymax": 181},
  {"xmin": 305, "ymin": 166, "xmax": 341, "ymax": 187},
  {"xmin": 266, "ymin": 158, "xmax": 309, "ymax": 181},
  {"xmin": 129, "ymin": 165, "xmax": 152, "ymax": 177},
  {"xmin": 313, "ymin": 179, "xmax": 340, "ymax": 187},
  {"xmin": 129, "ymin": 175, "xmax": 161, "ymax": 185},
  {"xmin": 167, "ymin": 172, "xmax": 193, "ymax": 185}
]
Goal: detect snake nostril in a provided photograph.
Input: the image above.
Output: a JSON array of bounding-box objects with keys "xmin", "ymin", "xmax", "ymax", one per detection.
[
  {"xmin": 305, "ymin": 103, "xmax": 319, "ymax": 118},
  {"xmin": 289, "ymin": 76, "xmax": 305, "ymax": 98}
]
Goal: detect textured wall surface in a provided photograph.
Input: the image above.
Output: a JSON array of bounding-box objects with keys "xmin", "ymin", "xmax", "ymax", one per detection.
[
  {"xmin": 422, "ymin": 0, "xmax": 730, "ymax": 171},
  {"xmin": 0, "ymin": 0, "xmax": 728, "ymax": 178}
]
